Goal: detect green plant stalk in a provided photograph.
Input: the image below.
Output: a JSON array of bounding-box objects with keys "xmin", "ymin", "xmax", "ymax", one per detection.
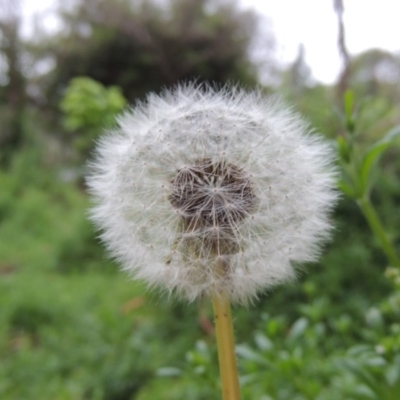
[
  {"xmin": 358, "ymin": 196, "xmax": 400, "ymax": 268},
  {"xmin": 212, "ymin": 294, "xmax": 241, "ymax": 400}
]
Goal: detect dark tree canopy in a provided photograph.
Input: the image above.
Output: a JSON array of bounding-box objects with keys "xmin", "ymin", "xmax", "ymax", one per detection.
[
  {"xmin": 0, "ymin": 0, "xmax": 26, "ymax": 164},
  {"xmin": 38, "ymin": 0, "xmax": 267, "ymax": 104}
]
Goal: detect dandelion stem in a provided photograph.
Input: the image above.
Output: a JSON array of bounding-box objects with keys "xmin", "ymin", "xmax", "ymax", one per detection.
[
  {"xmin": 212, "ymin": 294, "xmax": 241, "ymax": 400},
  {"xmin": 358, "ymin": 196, "xmax": 400, "ymax": 268}
]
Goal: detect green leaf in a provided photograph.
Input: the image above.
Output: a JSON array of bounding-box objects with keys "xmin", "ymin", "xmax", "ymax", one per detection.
[
  {"xmin": 351, "ymin": 384, "xmax": 378, "ymax": 399},
  {"xmin": 382, "ymin": 124, "xmax": 400, "ymax": 143},
  {"xmin": 360, "ymin": 141, "xmax": 391, "ymax": 195},
  {"xmin": 287, "ymin": 317, "xmax": 308, "ymax": 340},
  {"xmin": 338, "ymin": 359, "xmax": 378, "ymax": 392},
  {"xmin": 347, "ymin": 345, "xmax": 375, "ymax": 356},
  {"xmin": 337, "ymin": 136, "xmax": 351, "ymax": 163},
  {"xmin": 365, "ymin": 357, "xmax": 386, "ymax": 367},
  {"xmin": 156, "ymin": 367, "xmax": 182, "ymax": 377},
  {"xmin": 360, "ymin": 124, "xmax": 400, "ymax": 195},
  {"xmin": 338, "ymin": 179, "xmax": 357, "ymax": 198},
  {"xmin": 240, "ymin": 373, "xmax": 261, "ymax": 386},
  {"xmin": 254, "ymin": 332, "xmax": 273, "ymax": 352},
  {"xmin": 386, "ymin": 360, "xmax": 400, "ymax": 386},
  {"xmin": 236, "ymin": 344, "xmax": 271, "ymax": 366}
]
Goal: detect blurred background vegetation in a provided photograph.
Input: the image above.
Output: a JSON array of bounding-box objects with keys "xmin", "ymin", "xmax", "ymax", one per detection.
[{"xmin": 1, "ymin": 0, "xmax": 400, "ymax": 398}]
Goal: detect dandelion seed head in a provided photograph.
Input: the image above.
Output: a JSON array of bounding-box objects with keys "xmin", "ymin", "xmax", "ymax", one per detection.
[{"xmin": 87, "ymin": 83, "xmax": 338, "ymax": 305}]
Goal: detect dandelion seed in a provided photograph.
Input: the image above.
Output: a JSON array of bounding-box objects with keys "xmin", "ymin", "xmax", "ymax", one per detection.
[{"xmin": 87, "ymin": 83, "xmax": 338, "ymax": 305}]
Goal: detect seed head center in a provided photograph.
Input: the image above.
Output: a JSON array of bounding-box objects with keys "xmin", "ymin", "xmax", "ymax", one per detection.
[{"xmin": 169, "ymin": 159, "xmax": 256, "ymax": 230}]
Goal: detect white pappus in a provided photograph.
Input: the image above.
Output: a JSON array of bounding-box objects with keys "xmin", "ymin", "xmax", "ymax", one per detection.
[{"xmin": 87, "ymin": 83, "xmax": 338, "ymax": 305}]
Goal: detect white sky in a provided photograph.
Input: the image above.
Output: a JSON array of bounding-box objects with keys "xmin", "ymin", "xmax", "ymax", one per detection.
[
  {"xmin": 241, "ymin": 0, "xmax": 400, "ymax": 83},
  {"xmin": 20, "ymin": 0, "xmax": 400, "ymax": 84}
]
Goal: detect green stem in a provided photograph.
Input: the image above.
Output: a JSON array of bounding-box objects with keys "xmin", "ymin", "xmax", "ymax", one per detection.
[
  {"xmin": 358, "ymin": 196, "xmax": 400, "ymax": 268},
  {"xmin": 212, "ymin": 294, "xmax": 241, "ymax": 400}
]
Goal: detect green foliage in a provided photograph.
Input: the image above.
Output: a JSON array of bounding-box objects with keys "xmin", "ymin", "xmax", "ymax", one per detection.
[
  {"xmin": 337, "ymin": 97, "xmax": 400, "ymax": 201},
  {"xmin": 60, "ymin": 77, "xmax": 127, "ymax": 154},
  {"xmin": 336, "ymin": 91, "xmax": 400, "ymax": 269},
  {"xmin": 161, "ymin": 287, "xmax": 400, "ymax": 400},
  {"xmin": 0, "ymin": 271, "xmax": 157, "ymax": 399},
  {"xmin": 0, "ymin": 149, "xmax": 112, "ymax": 273},
  {"xmin": 61, "ymin": 77, "xmax": 126, "ymax": 133},
  {"xmin": 3, "ymin": 142, "xmax": 400, "ymax": 398},
  {"xmin": 2, "ymin": 10, "xmax": 400, "ymax": 396}
]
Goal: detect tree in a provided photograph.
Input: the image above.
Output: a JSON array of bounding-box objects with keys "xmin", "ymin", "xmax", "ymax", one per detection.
[
  {"xmin": 0, "ymin": 0, "xmax": 26, "ymax": 165},
  {"xmin": 34, "ymin": 0, "xmax": 271, "ymax": 105},
  {"xmin": 350, "ymin": 49, "xmax": 400, "ymax": 102},
  {"xmin": 281, "ymin": 44, "xmax": 313, "ymax": 98}
]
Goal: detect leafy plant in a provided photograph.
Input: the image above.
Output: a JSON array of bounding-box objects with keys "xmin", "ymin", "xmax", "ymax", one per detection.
[
  {"xmin": 60, "ymin": 77, "xmax": 127, "ymax": 155},
  {"xmin": 337, "ymin": 90, "xmax": 400, "ymax": 269}
]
